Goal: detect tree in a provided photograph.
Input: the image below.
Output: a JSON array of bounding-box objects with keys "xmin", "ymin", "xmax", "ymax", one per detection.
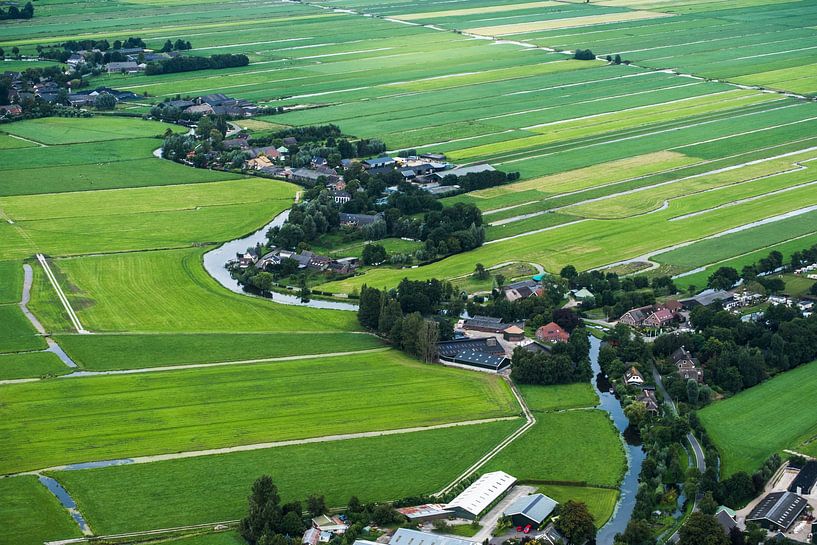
[
  {"xmin": 699, "ymin": 491, "xmax": 718, "ymax": 515},
  {"xmin": 678, "ymin": 512, "xmax": 729, "ymax": 545},
  {"xmin": 362, "ymin": 243, "xmax": 387, "ymax": 265},
  {"xmin": 239, "ymin": 475, "xmax": 281, "ymax": 544},
  {"xmin": 307, "ymin": 494, "xmax": 326, "ymax": 517},
  {"xmin": 161, "ymin": 39, "xmax": 173, "ymax": 52},
  {"xmin": 415, "ymin": 319, "xmax": 439, "ymax": 363},
  {"xmin": 555, "ymin": 501, "xmax": 596, "ymax": 544},
  {"xmin": 574, "ymin": 49, "xmax": 596, "ymax": 60},
  {"xmin": 708, "ymin": 267, "xmax": 739, "ymax": 290},
  {"xmin": 94, "ymin": 92, "xmax": 117, "ymax": 110},
  {"xmin": 357, "ymin": 285, "xmax": 382, "ymax": 329},
  {"xmin": 473, "ymin": 263, "xmax": 490, "ymax": 280},
  {"xmin": 560, "ymin": 264, "xmax": 578, "ymax": 280},
  {"xmin": 616, "ymin": 519, "xmax": 656, "ymax": 545},
  {"xmin": 686, "ymin": 379, "xmax": 700, "ymax": 405}
]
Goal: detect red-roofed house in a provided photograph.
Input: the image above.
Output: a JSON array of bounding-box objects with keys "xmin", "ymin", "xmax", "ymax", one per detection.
[
  {"xmin": 643, "ymin": 308, "xmax": 675, "ymax": 328},
  {"xmin": 536, "ymin": 322, "xmax": 570, "ymax": 343}
]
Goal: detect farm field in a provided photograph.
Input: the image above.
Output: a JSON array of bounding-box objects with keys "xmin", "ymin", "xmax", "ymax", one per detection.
[
  {"xmin": 0, "ymin": 351, "xmax": 71, "ymax": 381},
  {"xmin": 49, "ymin": 420, "xmax": 520, "ymax": 535},
  {"xmin": 0, "ymin": 304, "xmax": 47, "ymax": 354},
  {"xmin": 0, "ymin": 116, "xmax": 185, "ymax": 145},
  {"xmin": 518, "ymin": 382, "xmax": 599, "ymax": 412},
  {"xmin": 54, "ymin": 332, "xmax": 384, "ymax": 370},
  {"xmin": 0, "ymin": 349, "xmax": 517, "ymax": 474},
  {"xmin": 0, "ymin": 476, "xmax": 82, "ymax": 545},
  {"xmin": 699, "ymin": 359, "xmax": 817, "ymax": 476},
  {"xmin": 538, "ymin": 485, "xmax": 620, "ymax": 528},
  {"xmin": 0, "ymin": 260, "xmax": 22, "ymax": 303}
]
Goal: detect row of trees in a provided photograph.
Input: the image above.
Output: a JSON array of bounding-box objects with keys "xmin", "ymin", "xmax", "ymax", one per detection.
[
  {"xmin": 438, "ymin": 169, "xmax": 520, "ymax": 192},
  {"xmin": 707, "ymin": 244, "xmax": 817, "ymax": 291},
  {"xmin": 510, "ymin": 329, "xmax": 592, "ymax": 385},
  {"xmin": 159, "ymin": 39, "xmax": 192, "ymax": 52},
  {"xmin": 0, "ymin": 2, "xmax": 33, "ymax": 20},
  {"xmin": 145, "ymin": 53, "xmax": 249, "ymax": 75}
]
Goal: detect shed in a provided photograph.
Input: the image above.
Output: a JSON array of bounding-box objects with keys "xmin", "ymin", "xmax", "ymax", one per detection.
[
  {"xmin": 503, "ymin": 493, "xmax": 557, "ymax": 527},
  {"xmin": 503, "ymin": 325, "xmax": 525, "ymax": 342},
  {"xmin": 444, "ymin": 471, "xmax": 516, "ymax": 519}
]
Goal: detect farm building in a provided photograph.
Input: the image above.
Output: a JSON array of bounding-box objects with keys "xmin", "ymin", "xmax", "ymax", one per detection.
[
  {"xmin": 363, "ymin": 156, "xmax": 396, "ymax": 169},
  {"xmin": 789, "ymin": 461, "xmax": 817, "ymax": 495},
  {"xmin": 431, "ymin": 163, "xmax": 495, "ymax": 181},
  {"xmin": 715, "ymin": 507, "xmax": 737, "ymax": 535},
  {"xmin": 571, "ymin": 288, "xmax": 594, "ymax": 304},
  {"xmin": 679, "ymin": 290, "xmax": 734, "ymax": 309},
  {"xmin": 503, "ymin": 325, "xmax": 525, "ymax": 342},
  {"xmin": 448, "ymin": 350, "xmax": 510, "ymax": 372},
  {"xmin": 339, "ymin": 213, "xmax": 382, "ymax": 227},
  {"xmin": 619, "ymin": 308, "xmax": 649, "ymax": 327},
  {"xmin": 312, "ymin": 514, "xmax": 348, "ymax": 534},
  {"xmin": 643, "ymin": 308, "xmax": 674, "ymax": 328},
  {"xmin": 637, "ymin": 388, "xmax": 660, "ymax": 414},
  {"xmin": 502, "ymin": 279, "xmax": 542, "ymax": 302},
  {"xmin": 395, "ymin": 504, "xmax": 453, "ymax": 523},
  {"xmin": 444, "ymin": 471, "xmax": 517, "ymax": 520},
  {"xmin": 503, "ymin": 493, "xmax": 557, "ymax": 527},
  {"xmin": 389, "ymin": 529, "xmax": 475, "ymax": 545},
  {"xmin": 535, "ymin": 322, "xmax": 569, "ymax": 344},
  {"xmin": 463, "ymin": 315, "xmax": 524, "ymax": 334},
  {"xmin": 522, "ymin": 341, "xmax": 552, "ymax": 354},
  {"xmin": 746, "ymin": 491, "xmax": 808, "ymax": 532}
]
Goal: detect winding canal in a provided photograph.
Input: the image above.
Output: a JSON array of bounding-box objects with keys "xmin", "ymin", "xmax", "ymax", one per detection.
[{"xmin": 590, "ymin": 336, "xmax": 646, "ymax": 543}]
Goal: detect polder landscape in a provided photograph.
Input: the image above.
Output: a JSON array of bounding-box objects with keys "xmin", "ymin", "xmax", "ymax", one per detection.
[{"xmin": 3, "ymin": 1, "xmax": 817, "ymax": 545}]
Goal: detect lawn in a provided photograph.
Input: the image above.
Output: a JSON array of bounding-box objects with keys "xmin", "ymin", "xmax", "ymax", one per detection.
[
  {"xmin": 0, "ymin": 117, "xmax": 185, "ymax": 145},
  {"xmin": 699, "ymin": 359, "xmax": 817, "ymax": 476},
  {"xmin": 518, "ymin": 383, "xmax": 599, "ymax": 412},
  {"xmin": 0, "ymin": 475, "xmax": 82, "ymax": 545},
  {"xmin": 0, "ymin": 351, "xmax": 71, "ymax": 380},
  {"xmin": 485, "ymin": 410, "xmax": 626, "ymax": 487},
  {"xmin": 0, "ymin": 349, "xmax": 518, "ymax": 474},
  {"xmin": 0, "ymin": 304, "xmax": 47, "ymax": 354},
  {"xmin": 50, "ymin": 420, "xmax": 521, "ymax": 534},
  {"xmin": 537, "ymin": 484, "xmax": 619, "ymax": 527},
  {"xmin": 54, "ymin": 332, "xmax": 384, "ymax": 370},
  {"xmin": 31, "ymin": 248, "xmax": 358, "ymax": 333}
]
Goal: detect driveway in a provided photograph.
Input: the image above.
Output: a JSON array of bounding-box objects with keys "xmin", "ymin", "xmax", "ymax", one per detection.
[{"xmin": 472, "ymin": 485, "xmax": 536, "ymax": 542}]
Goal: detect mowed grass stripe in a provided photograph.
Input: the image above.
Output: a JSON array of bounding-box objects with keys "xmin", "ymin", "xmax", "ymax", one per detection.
[
  {"xmin": 464, "ymin": 10, "xmax": 674, "ymax": 35},
  {"xmin": 0, "ymin": 350, "xmax": 518, "ymax": 475}
]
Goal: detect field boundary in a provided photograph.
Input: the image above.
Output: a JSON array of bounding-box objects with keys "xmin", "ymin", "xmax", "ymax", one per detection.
[{"xmin": 36, "ymin": 254, "xmax": 88, "ymax": 334}]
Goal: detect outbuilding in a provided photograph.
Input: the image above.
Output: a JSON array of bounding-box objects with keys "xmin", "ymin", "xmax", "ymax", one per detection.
[
  {"xmin": 503, "ymin": 493, "xmax": 557, "ymax": 528},
  {"xmin": 444, "ymin": 471, "xmax": 517, "ymax": 520}
]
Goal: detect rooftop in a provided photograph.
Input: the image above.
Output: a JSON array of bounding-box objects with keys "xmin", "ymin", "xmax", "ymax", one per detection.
[
  {"xmin": 444, "ymin": 471, "xmax": 516, "ymax": 517},
  {"xmin": 747, "ymin": 491, "xmax": 807, "ymax": 529},
  {"xmin": 389, "ymin": 529, "xmax": 475, "ymax": 545},
  {"xmin": 503, "ymin": 493, "xmax": 557, "ymax": 524}
]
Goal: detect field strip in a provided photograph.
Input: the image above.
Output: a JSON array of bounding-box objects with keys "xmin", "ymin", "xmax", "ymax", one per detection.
[
  {"xmin": 483, "ymin": 201, "xmax": 540, "ymax": 216},
  {"xmin": 496, "ymin": 103, "xmax": 809, "ymax": 165},
  {"xmin": 6, "ymin": 134, "xmax": 47, "ymax": 147},
  {"xmin": 486, "ymin": 218, "xmax": 588, "ymax": 244},
  {"xmin": 36, "ymin": 254, "xmax": 88, "ymax": 334},
  {"xmin": 735, "ymin": 44, "xmax": 817, "ymax": 61},
  {"xmin": 464, "ymin": 11, "xmax": 674, "ymax": 36},
  {"xmin": 437, "ymin": 377, "xmax": 534, "ymax": 495},
  {"xmin": 193, "ymin": 37, "xmax": 313, "ymax": 51},
  {"xmin": 554, "ymin": 144, "xmax": 817, "ymax": 213},
  {"xmin": 612, "ymin": 30, "xmax": 797, "ymax": 57},
  {"xmin": 392, "ymin": 1, "xmax": 559, "ymax": 20},
  {"xmin": 14, "ymin": 416, "xmax": 523, "ymax": 477},
  {"xmin": 44, "ymin": 521, "xmax": 243, "ymax": 545},
  {"xmin": 599, "ymin": 204, "xmax": 817, "ymax": 272},
  {"xmin": 671, "ymin": 229, "xmax": 817, "ymax": 279}
]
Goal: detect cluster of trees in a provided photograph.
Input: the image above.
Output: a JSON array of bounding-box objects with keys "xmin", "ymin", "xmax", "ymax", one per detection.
[
  {"xmin": 145, "ymin": 53, "xmax": 249, "ymax": 75},
  {"xmin": 707, "ymin": 244, "xmax": 817, "ymax": 291},
  {"xmin": 511, "ymin": 328, "xmax": 591, "ymax": 385},
  {"xmin": 240, "ymin": 476, "xmax": 401, "ymax": 545},
  {"xmin": 0, "ymin": 66, "xmax": 76, "ymax": 106},
  {"xmin": 654, "ymin": 304, "xmax": 817, "ymax": 396},
  {"xmin": 159, "ymin": 39, "xmax": 192, "ymax": 52},
  {"xmin": 358, "ymin": 281, "xmax": 459, "ymax": 362},
  {"xmin": 248, "ymin": 125, "xmax": 386, "ymax": 168},
  {"xmin": 574, "ymin": 49, "xmax": 596, "ymax": 60},
  {"xmin": 0, "ymin": 2, "xmax": 33, "ymax": 20},
  {"xmin": 605, "ymin": 54, "xmax": 625, "ymax": 64},
  {"xmin": 0, "ymin": 97, "xmax": 90, "ymax": 122},
  {"xmin": 465, "ymin": 284, "xmax": 568, "ymax": 327},
  {"xmin": 268, "ymin": 193, "xmax": 342, "ymax": 249},
  {"xmin": 559, "ymin": 265, "xmax": 678, "ymax": 319},
  {"xmin": 439, "ymin": 169, "xmax": 520, "ymax": 192}
]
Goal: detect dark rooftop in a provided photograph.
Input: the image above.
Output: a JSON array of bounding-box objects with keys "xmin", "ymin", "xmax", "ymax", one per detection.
[{"xmin": 747, "ymin": 491, "xmax": 807, "ymax": 530}]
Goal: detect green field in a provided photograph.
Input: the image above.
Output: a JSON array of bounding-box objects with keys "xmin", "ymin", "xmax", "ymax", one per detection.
[
  {"xmin": 0, "ymin": 475, "xmax": 82, "ymax": 545},
  {"xmin": 0, "ymin": 351, "xmax": 70, "ymax": 381},
  {"xmin": 0, "ymin": 304, "xmax": 47, "ymax": 354},
  {"xmin": 699, "ymin": 359, "xmax": 817, "ymax": 476},
  {"xmin": 0, "ymin": 117, "xmax": 185, "ymax": 145},
  {"xmin": 54, "ymin": 332, "xmax": 384, "ymax": 370},
  {"xmin": 0, "ymin": 350, "xmax": 517, "ymax": 474},
  {"xmin": 518, "ymin": 383, "xmax": 599, "ymax": 412},
  {"xmin": 30, "ymin": 249, "xmax": 357, "ymax": 333},
  {"xmin": 0, "ymin": 260, "xmax": 22, "ymax": 303},
  {"xmin": 538, "ymin": 484, "xmax": 619, "ymax": 528},
  {"xmin": 50, "ymin": 420, "xmax": 520, "ymax": 534}
]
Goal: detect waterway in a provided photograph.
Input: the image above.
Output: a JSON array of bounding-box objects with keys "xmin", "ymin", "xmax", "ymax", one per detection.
[
  {"xmin": 38, "ymin": 476, "xmax": 91, "ymax": 535},
  {"xmin": 590, "ymin": 337, "xmax": 646, "ymax": 543},
  {"xmin": 201, "ymin": 209, "xmax": 358, "ymax": 311}
]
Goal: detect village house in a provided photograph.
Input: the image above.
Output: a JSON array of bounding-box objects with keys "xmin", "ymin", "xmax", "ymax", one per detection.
[
  {"xmin": 637, "ymin": 387, "xmax": 660, "ymax": 414},
  {"xmin": 643, "ymin": 307, "xmax": 675, "ymax": 328},
  {"xmin": 502, "ymin": 279, "xmax": 542, "ymax": 302},
  {"xmin": 106, "ymin": 61, "xmax": 143, "ymax": 74},
  {"xmin": 671, "ymin": 346, "xmax": 703, "ymax": 383},
  {"xmin": 619, "ymin": 307, "xmax": 650, "ymax": 327},
  {"xmin": 624, "ymin": 366, "xmax": 645, "ymax": 387},
  {"xmin": 246, "ymin": 156, "xmax": 273, "ymax": 170},
  {"xmin": 290, "ymin": 167, "xmax": 340, "ymax": 186},
  {"xmin": 536, "ymin": 322, "xmax": 570, "ymax": 344},
  {"xmin": 331, "ymin": 190, "xmax": 351, "ymax": 204},
  {"xmin": 0, "ymin": 104, "xmax": 23, "ymax": 118}
]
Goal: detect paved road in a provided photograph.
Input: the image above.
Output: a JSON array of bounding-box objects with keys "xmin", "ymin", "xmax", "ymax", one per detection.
[{"xmin": 651, "ymin": 365, "xmax": 706, "ymax": 472}]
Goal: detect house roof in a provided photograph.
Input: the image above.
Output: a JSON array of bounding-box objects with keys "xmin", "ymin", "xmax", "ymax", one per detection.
[
  {"xmin": 716, "ymin": 510, "xmax": 737, "ymax": 533},
  {"xmin": 389, "ymin": 529, "xmax": 475, "ymax": 545},
  {"xmin": 789, "ymin": 461, "xmax": 817, "ymax": 494},
  {"xmin": 363, "ymin": 156, "xmax": 395, "ymax": 168},
  {"xmin": 437, "ymin": 337, "xmax": 505, "ymax": 358},
  {"xmin": 646, "ymin": 308, "xmax": 674, "ymax": 323},
  {"xmin": 747, "ymin": 491, "xmax": 807, "ymax": 530},
  {"xmin": 395, "ymin": 504, "xmax": 452, "ymax": 520},
  {"xmin": 452, "ymin": 350, "xmax": 509, "ymax": 370},
  {"xmin": 503, "ymin": 493, "xmax": 557, "ymax": 524},
  {"xmin": 573, "ymin": 288, "xmax": 594, "ymax": 299},
  {"xmin": 444, "ymin": 471, "xmax": 516, "ymax": 517},
  {"xmin": 339, "ymin": 213, "xmax": 380, "ymax": 225},
  {"xmin": 504, "ymin": 325, "xmax": 524, "ymax": 335},
  {"xmin": 536, "ymin": 322, "xmax": 569, "ymax": 342}
]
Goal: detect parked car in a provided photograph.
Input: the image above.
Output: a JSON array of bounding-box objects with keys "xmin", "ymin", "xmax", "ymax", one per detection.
[
  {"xmin": 516, "ymin": 526, "xmax": 523, "ymax": 532},
  {"xmin": 523, "ymin": 525, "xmax": 531, "ymax": 534}
]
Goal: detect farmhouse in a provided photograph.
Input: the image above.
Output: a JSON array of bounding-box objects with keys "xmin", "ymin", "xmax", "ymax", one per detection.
[
  {"xmin": 746, "ymin": 491, "xmax": 807, "ymax": 532},
  {"xmin": 619, "ymin": 308, "xmax": 649, "ymax": 327},
  {"xmin": 624, "ymin": 366, "xmax": 645, "ymax": 387},
  {"xmin": 637, "ymin": 387, "xmax": 660, "ymax": 414},
  {"xmin": 395, "ymin": 504, "xmax": 453, "ymax": 523},
  {"xmin": 444, "ymin": 471, "xmax": 517, "ymax": 520},
  {"xmin": 503, "ymin": 493, "xmax": 557, "ymax": 528},
  {"xmin": 788, "ymin": 461, "xmax": 817, "ymax": 495},
  {"xmin": 643, "ymin": 308, "xmax": 674, "ymax": 328},
  {"xmin": 106, "ymin": 61, "xmax": 142, "ymax": 74},
  {"xmin": 312, "ymin": 514, "xmax": 348, "ymax": 534},
  {"xmin": 331, "ymin": 190, "xmax": 351, "ymax": 204},
  {"xmin": 503, "ymin": 279, "xmax": 542, "ymax": 302},
  {"xmin": 535, "ymin": 322, "xmax": 570, "ymax": 344},
  {"xmin": 671, "ymin": 346, "xmax": 703, "ymax": 383},
  {"xmin": 290, "ymin": 167, "xmax": 340, "ymax": 186},
  {"xmin": 389, "ymin": 529, "xmax": 475, "ymax": 545}
]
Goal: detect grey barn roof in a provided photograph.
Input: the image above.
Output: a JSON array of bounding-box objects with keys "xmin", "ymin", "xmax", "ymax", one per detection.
[
  {"xmin": 504, "ymin": 494, "xmax": 557, "ymax": 525},
  {"xmin": 389, "ymin": 529, "xmax": 475, "ymax": 545},
  {"xmin": 453, "ymin": 350, "xmax": 509, "ymax": 370},
  {"xmin": 747, "ymin": 491, "xmax": 807, "ymax": 530}
]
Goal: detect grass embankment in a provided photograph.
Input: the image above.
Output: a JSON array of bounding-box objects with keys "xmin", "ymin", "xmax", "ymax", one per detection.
[
  {"xmin": 699, "ymin": 359, "xmax": 817, "ymax": 476},
  {"xmin": 51, "ymin": 420, "xmax": 521, "ymax": 534},
  {"xmin": 0, "ymin": 350, "xmax": 517, "ymax": 474}
]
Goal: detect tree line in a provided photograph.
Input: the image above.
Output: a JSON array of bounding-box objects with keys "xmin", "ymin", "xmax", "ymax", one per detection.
[
  {"xmin": 707, "ymin": 243, "xmax": 817, "ymax": 291},
  {"xmin": 145, "ymin": 53, "xmax": 249, "ymax": 75},
  {"xmin": 0, "ymin": 2, "xmax": 33, "ymax": 20}
]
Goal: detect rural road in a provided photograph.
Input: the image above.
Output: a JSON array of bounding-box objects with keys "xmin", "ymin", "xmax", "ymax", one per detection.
[
  {"xmin": 651, "ymin": 366, "xmax": 706, "ymax": 472},
  {"xmin": 18, "ymin": 415, "xmax": 522, "ymax": 476}
]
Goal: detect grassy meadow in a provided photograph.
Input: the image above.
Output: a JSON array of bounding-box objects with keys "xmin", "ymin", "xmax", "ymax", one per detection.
[
  {"xmin": 0, "ymin": 476, "xmax": 83, "ymax": 545},
  {"xmin": 699, "ymin": 359, "xmax": 817, "ymax": 476},
  {"xmin": 0, "ymin": 350, "xmax": 517, "ymax": 474}
]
